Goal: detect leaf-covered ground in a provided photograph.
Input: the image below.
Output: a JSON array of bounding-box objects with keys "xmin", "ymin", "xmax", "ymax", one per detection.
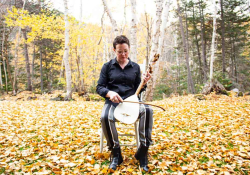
[{"xmin": 0, "ymin": 94, "xmax": 250, "ymax": 174}]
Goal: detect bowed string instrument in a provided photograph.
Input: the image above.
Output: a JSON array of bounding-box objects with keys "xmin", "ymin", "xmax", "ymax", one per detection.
[{"xmin": 114, "ymin": 54, "xmax": 165, "ymax": 124}]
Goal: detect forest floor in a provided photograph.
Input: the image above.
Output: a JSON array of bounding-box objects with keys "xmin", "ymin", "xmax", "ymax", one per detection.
[{"xmin": 0, "ymin": 94, "xmax": 250, "ymax": 174}]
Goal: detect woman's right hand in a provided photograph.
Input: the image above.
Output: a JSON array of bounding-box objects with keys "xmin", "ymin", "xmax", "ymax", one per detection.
[{"xmin": 106, "ymin": 91, "xmax": 123, "ymax": 103}]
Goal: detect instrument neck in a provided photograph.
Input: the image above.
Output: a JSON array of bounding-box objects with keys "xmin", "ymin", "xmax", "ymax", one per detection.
[{"xmin": 135, "ymin": 81, "xmax": 144, "ymax": 96}]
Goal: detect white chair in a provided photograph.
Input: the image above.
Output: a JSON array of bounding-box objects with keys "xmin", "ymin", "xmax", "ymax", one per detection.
[{"xmin": 100, "ymin": 120, "xmax": 140, "ymax": 153}]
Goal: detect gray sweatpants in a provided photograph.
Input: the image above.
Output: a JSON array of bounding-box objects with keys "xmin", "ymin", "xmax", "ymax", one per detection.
[{"xmin": 101, "ymin": 103, "xmax": 153, "ymax": 149}]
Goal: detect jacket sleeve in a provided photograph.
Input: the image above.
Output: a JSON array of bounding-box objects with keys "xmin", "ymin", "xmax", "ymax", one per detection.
[{"xmin": 96, "ymin": 63, "xmax": 109, "ymax": 98}]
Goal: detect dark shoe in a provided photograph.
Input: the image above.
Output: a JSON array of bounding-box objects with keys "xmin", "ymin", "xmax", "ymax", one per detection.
[
  {"xmin": 135, "ymin": 145, "xmax": 149, "ymax": 172},
  {"xmin": 109, "ymin": 147, "xmax": 123, "ymax": 170}
]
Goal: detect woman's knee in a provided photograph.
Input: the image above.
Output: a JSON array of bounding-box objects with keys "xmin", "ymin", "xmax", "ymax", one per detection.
[
  {"xmin": 101, "ymin": 113, "xmax": 108, "ymax": 123},
  {"xmin": 145, "ymin": 106, "xmax": 153, "ymax": 116},
  {"xmin": 100, "ymin": 104, "xmax": 111, "ymax": 122}
]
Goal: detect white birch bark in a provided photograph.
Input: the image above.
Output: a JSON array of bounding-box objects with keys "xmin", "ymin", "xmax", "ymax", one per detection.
[
  {"xmin": 248, "ymin": 0, "xmax": 250, "ymax": 13},
  {"xmin": 78, "ymin": 0, "xmax": 84, "ymax": 92},
  {"xmin": 158, "ymin": 0, "xmax": 170, "ymax": 56},
  {"xmin": 145, "ymin": 0, "xmax": 164, "ymax": 101},
  {"xmin": 100, "ymin": 11, "xmax": 107, "ymax": 62},
  {"xmin": 63, "ymin": 0, "xmax": 72, "ymax": 100},
  {"xmin": 13, "ymin": 0, "xmax": 27, "ymax": 95},
  {"xmin": 121, "ymin": 0, "xmax": 128, "ymax": 34},
  {"xmin": 152, "ymin": 0, "xmax": 171, "ymax": 91},
  {"xmin": 175, "ymin": 33, "xmax": 180, "ymax": 92},
  {"xmin": 130, "ymin": 0, "xmax": 137, "ymax": 62},
  {"xmin": 209, "ymin": 0, "xmax": 217, "ymax": 81},
  {"xmin": 101, "ymin": 0, "xmax": 119, "ymax": 37},
  {"xmin": 149, "ymin": 0, "xmax": 164, "ymax": 61}
]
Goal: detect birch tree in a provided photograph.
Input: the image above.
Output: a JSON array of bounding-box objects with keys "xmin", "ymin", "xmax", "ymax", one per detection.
[
  {"xmin": 13, "ymin": 0, "xmax": 27, "ymax": 95},
  {"xmin": 78, "ymin": 0, "xmax": 84, "ymax": 92},
  {"xmin": 144, "ymin": 12, "xmax": 153, "ymax": 72},
  {"xmin": 155, "ymin": 0, "xmax": 171, "ymax": 71},
  {"xmin": 63, "ymin": 0, "xmax": 72, "ymax": 100},
  {"xmin": 0, "ymin": 24, "xmax": 5, "ymax": 90},
  {"xmin": 176, "ymin": 0, "xmax": 195, "ymax": 94},
  {"xmin": 22, "ymin": 28, "xmax": 32, "ymax": 91},
  {"xmin": 101, "ymin": 0, "xmax": 119, "ymax": 37},
  {"xmin": 220, "ymin": 0, "xmax": 226, "ymax": 78},
  {"xmin": 151, "ymin": 0, "xmax": 171, "ymax": 98},
  {"xmin": 199, "ymin": 0, "xmax": 208, "ymax": 83},
  {"xmin": 158, "ymin": 0, "xmax": 170, "ymax": 56},
  {"xmin": 130, "ymin": 0, "xmax": 137, "ymax": 62},
  {"xmin": 145, "ymin": 0, "xmax": 164, "ymax": 101},
  {"xmin": 209, "ymin": 0, "xmax": 217, "ymax": 81}
]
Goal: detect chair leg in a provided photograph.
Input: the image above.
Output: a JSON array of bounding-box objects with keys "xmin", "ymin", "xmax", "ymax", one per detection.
[
  {"xmin": 100, "ymin": 127, "xmax": 104, "ymax": 153},
  {"xmin": 134, "ymin": 121, "xmax": 140, "ymax": 149},
  {"xmin": 100, "ymin": 121, "xmax": 140, "ymax": 152}
]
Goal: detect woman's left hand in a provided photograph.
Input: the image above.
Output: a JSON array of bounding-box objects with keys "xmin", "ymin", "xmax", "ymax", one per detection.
[{"xmin": 142, "ymin": 71, "xmax": 151, "ymax": 85}]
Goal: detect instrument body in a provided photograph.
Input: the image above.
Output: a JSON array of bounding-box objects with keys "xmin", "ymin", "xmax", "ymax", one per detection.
[
  {"xmin": 114, "ymin": 94, "xmax": 140, "ymax": 124},
  {"xmin": 114, "ymin": 54, "xmax": 160, "ymax": 124}
]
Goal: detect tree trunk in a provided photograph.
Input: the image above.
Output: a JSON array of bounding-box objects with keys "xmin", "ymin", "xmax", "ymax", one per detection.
[
  {"xmin": 101, "ymin": 0, "xmax": 119, "ymax": 36},
  {"xmin": 145, "ymin": 0, "xmax": 164, "ymax": 101},
  {"xmin": 199, "ymin": 0, "xmax": 207, "ymax": 83},
  {"xmin": 158, "ymin": 0, "xmax": 170, "ymax": 56},
  {"xmin": 75, "ymin": 48, "xmax": 81, "ymax": 91},
  {"xmin": 3, "ymin": 60, "xmax": 8, "ymax": 93},
  {"xmin": 100, "ymin": 11, "xmax": 107, "ymax": 62},
  {"xmin": 209, "ymin": 0, "xmax": 217, "ymax": 81},
  {"xmin": 230, "ymin": 36, "xmax": 234, "ymax": 79},
  {"xmin": 32, "ymin": 42, "xmax": 35, "ymax": 91},
  {"xmin": 130, "ymin": 0, "xmax": 137, "ymax": 62},
  {"xmin": 145, "ymin": 12, "xmax": 152, "ymax": 72},
  {"xmin": 78, "ymin": 0, "xmax": 84, "ymax": 92},
  {"xmin": 121, "ymin": 0, "xmax": 127, "ymax": 34},
  {"xmin": 40, "ymin": 48, "xmax": 43, "ymax": 94},
  {"xmin": 0, "ymin": 24, "xmax": 5, "ymax": 90},
  {"xmin": 63, "ymin": 0, "xmax": 72, "ymax": 100},
  {"xmin": 232, "ymin": 37, "xmax": 237, "ymax": 83},
  {"xmin": 13, "ymin": 0, "xmax": 26, "ymax": 95},
  {"xmin": 174, "ymin": 34, "xmax": 180, "ymax": 93},
  {"xmin": 1, "ymin": 24, "xmax": 7, "ymax": 92},
  {"xmin": 4, "ymin": 37, "xmax": 14, "ymax": 93},
  {"xmin": 22, "ymin": 29, "xmax": 32, "ymax": 91},
  {"xmin": 192, "ymin": 5, "xmax": 203, "ymax": 83},
  {"xmin": 177, "ymin": 0, "xmax": 195, "ymax": 94},
  {"xmin": 47, "ymin": 62, "xmax": 52, "ymax": 93},
  {"xmin": 152, "ymin": 0, "xmax": 171, "ymax": 97},
  {"xmin": 220, "ymin": 0, "xmax": 226, "ymax": 78},
  {"xmin": 202, "ymin": 79, "xmax": 227, "ymax": 95},
  {"xmin": 184, "ymin": 3, "xmax": 190, "ymax": 61}
]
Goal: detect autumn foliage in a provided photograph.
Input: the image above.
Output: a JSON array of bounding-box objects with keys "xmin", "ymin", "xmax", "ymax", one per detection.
[{"xmin": 0, "ymin": 94, "xmax": 249, "ymax": 174}]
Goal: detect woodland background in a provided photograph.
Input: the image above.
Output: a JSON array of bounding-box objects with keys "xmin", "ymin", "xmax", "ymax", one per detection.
[
  {"xmin": 0, "ymin": 0, "xmax": 250, "ymax": 100},
  {"xmin": 0, "ymin": 1, "xmax": 250, "ymax": 174}
]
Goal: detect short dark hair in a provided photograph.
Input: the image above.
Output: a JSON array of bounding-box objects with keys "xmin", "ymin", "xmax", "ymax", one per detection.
[{"xmin": 113, "ymin": 35, "xmax": 130, "ymax": 49}]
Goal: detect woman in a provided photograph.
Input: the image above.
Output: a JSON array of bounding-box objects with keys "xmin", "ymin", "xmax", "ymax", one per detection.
[{"xmin": 96, "ymin": 35, "xmax": 153, "ymax": 172}]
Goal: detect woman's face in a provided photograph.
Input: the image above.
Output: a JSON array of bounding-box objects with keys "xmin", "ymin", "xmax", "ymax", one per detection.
[{"xmin": 114, "ymin": 43, "xmax": 130, "ymax": 62}]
